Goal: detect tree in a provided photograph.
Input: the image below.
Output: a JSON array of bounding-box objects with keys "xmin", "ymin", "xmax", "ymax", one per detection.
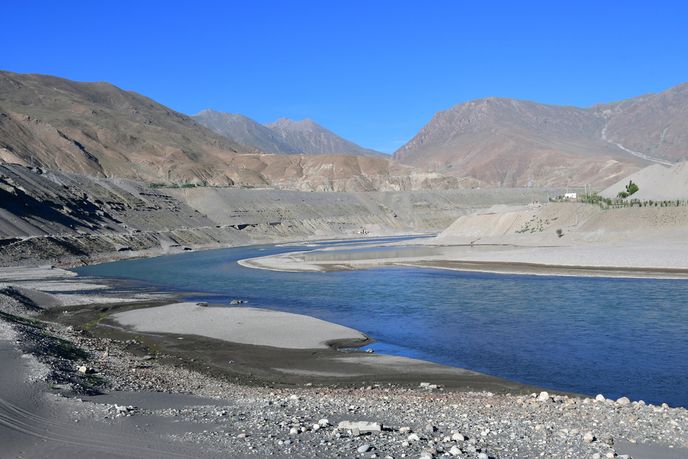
[{"xmin": 618, "ymin": 180, "xmax": 639, "ymax": 199}]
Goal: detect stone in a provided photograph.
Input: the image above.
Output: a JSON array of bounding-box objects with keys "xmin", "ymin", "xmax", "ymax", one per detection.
[
  {"xmin": 399, "ymin": 426, "xmax": 412, "ymax": 434},
  {"xmin": 583, "ymin": 431, "xmax": 595, "ymax": 443},
  {"xmin": 420, "ymin": 382, "xmax": 439, "ymax": 390},
  {"xmin": 536, "ymin": 391, "xmax": 550, "ymax": 402},
  {"xmin": 451, "ymin": 432, "xmax": 465, "ymax": 442},
  {"xmin": 318, "ymin": 418, "xmax": 330, "ymax": 427},
  {"xmin": 595, "ymin": 394, "xmax": 606, "ymax": 402},
  {"xmin": 357, "ymin": 444, "xmax": 372, "ymax": 453},
  {"xmin": 312, "ymin": 423, "xmax": 320, "ymax": 431},
  {"xmin": 449, "ymin": 445, "xmax": 462, "ymax": 456},
  {"xmin": 478, "ymin": 454, "xmax": 489, "ymax": 459},
  {"xmin": 337, "ymin": 421, "xmax": 382, "ymax": 434},
  {"xmin": 419, "ymin": 451, "xmax": 434, "ymax": 459},
  {"xmin": 289, "ymin": 427, "xmax": 299, "ymax": 435},
  {"xmin": 407, "ymin": 433, "xmax": 420, "ymax": 442},
  {"xmin": 237, "ymin": 433, "xmax": 247, "ymax": 438},
  {"xmin": 616, "ymin": 397, "xmax": 631, "ymax": 406}
]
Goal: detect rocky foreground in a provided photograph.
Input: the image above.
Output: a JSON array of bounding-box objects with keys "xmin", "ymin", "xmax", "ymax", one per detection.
[{"xmin": 2, "ymin": 306, "xmax": 687, "ymax": 459}]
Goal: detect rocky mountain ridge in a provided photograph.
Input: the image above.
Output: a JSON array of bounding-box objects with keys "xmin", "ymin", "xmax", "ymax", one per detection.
[
  {"xmin": 394, "ymin": 83, "xmax": 688, "ymax": 187},
  {"xmin": 194, "ymin": 109, "xmax": 382, "ymax": 157}
]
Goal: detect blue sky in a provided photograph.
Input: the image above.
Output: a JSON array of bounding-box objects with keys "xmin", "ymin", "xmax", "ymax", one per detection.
[{"xmin": 3, "ymin": 1, "xmax": 687, "ymax": 152}]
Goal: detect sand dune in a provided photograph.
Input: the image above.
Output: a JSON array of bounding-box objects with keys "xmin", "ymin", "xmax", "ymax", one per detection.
[{"xmin": 601, "ymin": 161, "xmax": 688, "ymax": 200}]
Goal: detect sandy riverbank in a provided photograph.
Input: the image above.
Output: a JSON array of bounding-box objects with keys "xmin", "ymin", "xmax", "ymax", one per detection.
[
  {"xmin": 239, "ymin": 242, "xmax": 688, "ymax": 279},
  {"xmin": 112, "ymin": 302, "xmax": 369, "ymax": 350},
  {"xmin": 239, "ymin": 203, "xmax": 688, "ymax": 279}
]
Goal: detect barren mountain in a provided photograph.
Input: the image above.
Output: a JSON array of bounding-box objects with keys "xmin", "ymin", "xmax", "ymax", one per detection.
[
  {"xmin": 193, "ymin": 109, "xmax": 298, "ymax": 154},
  {"xmin": 265, "ymin": 117, "xmax": 382, "ymax": 156},
  {"xmin": 195, "ymin": 109, "xmax": 382, "ymax": 156},
  {"xmin": 395, "ymin": 83, "xmax": 688, "ymax": 187},
  {"xmin": 0, "ymin": 71, "xmax": 433, "ymax": 191}
]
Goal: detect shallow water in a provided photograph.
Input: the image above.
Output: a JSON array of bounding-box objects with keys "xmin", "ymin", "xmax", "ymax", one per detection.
[{"xmin": 75, "ymin": 242, "xmax": 688, "ymax": 407}]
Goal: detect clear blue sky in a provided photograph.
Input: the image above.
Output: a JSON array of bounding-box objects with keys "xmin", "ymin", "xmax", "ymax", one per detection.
[{"xmin": 3, "ymin": 1, "xmax": 687, "ymax": 153}]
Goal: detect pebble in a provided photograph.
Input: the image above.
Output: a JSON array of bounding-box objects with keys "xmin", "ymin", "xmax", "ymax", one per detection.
[
  {"xmin": 583, "ymin": 431, "xmax": 595, "ymax": 443},
  {"xmin": 357, "ymin": 443, "xmax": 372, "ymax": 453},
  {"xmin": 536, "ymin": 391, "xmax": 550, "ymax": 402},
  {"xmin": 449, "ymin": 445, "xmax": 462, "ymax": 456}
]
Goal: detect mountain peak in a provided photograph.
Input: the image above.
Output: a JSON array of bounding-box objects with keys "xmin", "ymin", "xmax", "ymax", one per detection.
[
  {"xmin": 196, "ymin": 113, "xmax": 382, "ymax": 157},
  {"xmin": 267, "ymin": 117, "xmax": 319, "ymax": 131}
]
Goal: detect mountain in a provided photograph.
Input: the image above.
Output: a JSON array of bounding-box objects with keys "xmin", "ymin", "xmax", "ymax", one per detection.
[
  {"xmin": 193, "ymin": 110, "xmax": 298, "ymax": 154},
  {"xmin": 394, "ymin": 83, "xmax": 688, "ymax": 187},
  {"xmin": 265, "ymin": 118, "xmax": 382, "ymax": 156},
  {"xmin": 0, "ymin": 71, "xmax": 254, "ymax": 184},
  {"xmin": 0, "ymin": 71, "xmax": 442, "ymax": 191},
  {"xmin": 195, "ymin": 109, "xmax": 383, "ymax": 156}
]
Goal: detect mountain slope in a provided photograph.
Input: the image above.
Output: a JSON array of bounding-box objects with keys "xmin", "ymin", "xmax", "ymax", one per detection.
[
  {"xmin": 0, "ymin": 71, "xmax": 254, "ymax": 184},
  {"xmin": 394, "ymin": 83, "xmax": 688, "ymax": 187},
  {"xmin": 594, "ymin": 83, "xmax": 688, "ymax": 163}
]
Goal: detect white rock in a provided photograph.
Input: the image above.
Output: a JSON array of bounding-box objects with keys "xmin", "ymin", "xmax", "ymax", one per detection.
[
  {"xmin": 419, "ymin": 452, "xmax": 434, "ymax": 459},
  {"xmin": 407, "ymin": 433, "xmax": 420, "ymax": 442},
  {"xmin": 318, "ymin": 418, "xmax": 330, "ymax": 427},
  {"xmin": 337, "ymin": 421, "xmax": 382, "ymax": 433},
  {"xmin": 616, "ymin": 397, "xmax": 631, "ymax": 406},
  {"xmin": 399, "ymin": 426, "xmax": 412, "ymax": 434},
  {"xmin": 289, "ymin": 427, "xmax": 299, "ymax": 435},
  {"xmin": 583, "ymin": 431, "xmax": 595, "ymax": 443},
  {"xmin": 451, "ymin": 432, "xmax": 465, "ymax": 442},
  {"xmin": 237, "ymin": 433, "xmax": 247, "ymax": 438},
  {"xmin": 357, "ymin": 444, "xmax": 372, "ymax": 453},
  {"xmin": 536, "ymin": 391, "xmax": 550, "ymax": 402},
  {"xmin": 449, "ymin": 445, "xmax": 462, "ymax": 456},
  {"xmin": 595, "ymin": 394, "xmax": 606, "ymax": 402},
  {"xmin": 312, "ymin": 424, "xmax": 320, "ymax": 431},
  {"xmin": 478, "ymin": 453, "xmax": 488, "ymax": 459}
]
